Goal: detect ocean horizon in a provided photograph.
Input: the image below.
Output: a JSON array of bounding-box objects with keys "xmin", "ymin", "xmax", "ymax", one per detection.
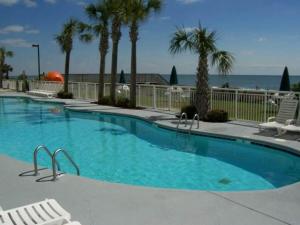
[{"xmin": 162, "ymin": 74, "xmax": 300, "ymax": 90}]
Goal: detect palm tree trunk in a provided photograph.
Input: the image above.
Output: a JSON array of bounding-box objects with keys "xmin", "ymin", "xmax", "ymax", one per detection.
[
  {"xmin": 130, "ymin": 22, "xmax": 138, "ymax": 108},
  {"xmin": 0, "ymin": 61, "xmax": 3, "ymax": 89},
  {"xmin": 98, "ymin": 29, "xmax": 109, "ymax": 104},
  {"xmin": 110, "ymin": 18, "xmax": 121, "ymax": 105},
  {"xmin": 195, "ymin": 54, "xmax": 209, "ymax": 119},
  {"xmin": 64, "ymin": 51, "xmax": 71, "ymax": 93}
]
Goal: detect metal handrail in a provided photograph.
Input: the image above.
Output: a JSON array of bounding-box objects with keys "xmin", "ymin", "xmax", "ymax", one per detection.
[
  {"xmin": 33, "ymin": 145, "xmax": 60, "ymax": 176},
  {"xmin": 177, "ymin": 112, "xmax": 188, "ymax": 129},
  {"xmin": 52, "ymin": 148, "xmax": 80, "ymax": 181},
  {"xmin": 189, "ymin": 114, "xmax": 200, "ymax": 133}
]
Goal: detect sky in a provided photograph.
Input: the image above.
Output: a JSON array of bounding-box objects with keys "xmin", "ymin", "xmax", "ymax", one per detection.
[{"xmin": 0, "ymin": 0, "xmax": 300, "ymax": 76}]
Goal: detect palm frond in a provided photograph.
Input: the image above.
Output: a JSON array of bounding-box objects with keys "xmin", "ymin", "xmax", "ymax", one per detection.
[
  {"xmin": 211, "ymin": 50, "xmax": 235, "ymax": 75},
  {"xmin": 169, "ymin": 27, "xmax": 194, "ymax": 55}
]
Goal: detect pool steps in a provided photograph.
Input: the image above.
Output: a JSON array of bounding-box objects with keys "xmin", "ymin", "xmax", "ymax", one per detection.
[
  {"xmin": 176, "ymin": 112, "xmax": 200, "ymax": 133},
  {"xmin": 33, "ymin": 145, "xmax": 80, "ymax": 181}
]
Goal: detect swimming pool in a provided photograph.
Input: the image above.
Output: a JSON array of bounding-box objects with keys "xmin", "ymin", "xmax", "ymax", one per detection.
[{"xmin": 1, "ymin": 96, "xmax": 300, "ymax": 191}]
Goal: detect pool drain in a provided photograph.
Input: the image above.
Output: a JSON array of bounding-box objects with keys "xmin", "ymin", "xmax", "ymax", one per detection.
[{"xmin": 218, "ymin": 178, "xmax": 231, "ymax": 185}]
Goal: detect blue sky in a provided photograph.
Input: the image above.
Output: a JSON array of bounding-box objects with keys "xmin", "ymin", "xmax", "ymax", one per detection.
[{"xmin": 0, "ymin": 0, "xmax": 300, "ymax": 76}]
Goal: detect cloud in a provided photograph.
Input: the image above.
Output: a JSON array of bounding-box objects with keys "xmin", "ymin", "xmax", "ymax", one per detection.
[
  {"xmin": 0, "ymin": 25, "xmax": 39, "ymax": 34},
  {"xmin": 23, "ymin": 0, "xmax": 36, "ymax": 7},
  {"xmin": 240, "ymin": 50, "xmax": 255, "ymax": 56},
  {"xmin": 44, "ymin": 0, "xmax": 56, "ymax": 3},
  {"xmin": 160, "ymin": 16, "xmax": 171, "ymax": 21},
  {"xmin": 0, "ymin": 38, "xmax": 32, "ymax": 47},
  {"xmin": 257, "ymin": 37, "xmax": 267, "ymax": 42},
  {"xmin": 177, "ymin": 0, "xmax": 203, "ymax": 4},
  {"xmin": 0, "ymin": 0, "xmax": 18, "ymax": 6},
  {"xmin": 0, "ymin": 0, "xmax": 37, "ymax": 7},
  {"xmin": 183, "ymin": 27, "xmax": 196, "ymax": 32}
]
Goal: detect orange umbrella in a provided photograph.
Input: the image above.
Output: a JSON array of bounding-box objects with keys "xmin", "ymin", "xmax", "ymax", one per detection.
[{"xmin": 45, "ymin": 71, "xmax": 64, "ymax": 83}]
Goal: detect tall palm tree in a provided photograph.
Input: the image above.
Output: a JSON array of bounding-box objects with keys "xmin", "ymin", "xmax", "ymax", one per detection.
[
  {"xmin": 2, "ymin": 64, "xmax": 13, "ymax": 79},
  {"xmin": 107, "ymin": 0, "xmax": 125, "ymax": 104},
  {"xmin": 0, "ymin": 47, "xmax": 14, "ymax": 88},
  {"xmin": 124, "ymin": 0, "xmax": 162, "ymax": 108},
  {"xmin": 55, "ymin": 19, "xmax": 92, "ymax": 93},
  {"xmin": 169, "ymin": 24, "xmax": 234, "ymax": 119},
  {"xmin": 86, "ymin": 1, "xmax": 111, "ymax": 103}
]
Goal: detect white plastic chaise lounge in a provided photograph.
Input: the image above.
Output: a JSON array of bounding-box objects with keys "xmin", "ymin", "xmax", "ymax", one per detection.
[
  {"xmin": 0, "ymin": 199, "xmax": 81, "ymax": 225},
  {"xmin": 27, "ymin": 90, "xmax": 57, "ymax": 98},
  {"xmin": 259, "ymin": 98, "xmax": 299, "ymax": 134},
  {"xmin": 280, "ymin": 108, "xmax": 300, "ymax": 136}
]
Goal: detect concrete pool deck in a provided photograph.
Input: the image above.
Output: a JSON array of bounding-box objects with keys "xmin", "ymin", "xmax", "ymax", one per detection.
[{"xmin": 1, "ymin": 91, "xmax": 300, "ymax": 225}]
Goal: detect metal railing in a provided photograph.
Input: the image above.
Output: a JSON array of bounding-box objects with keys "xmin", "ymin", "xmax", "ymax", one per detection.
[
  {"xmin": 52, "ymin": 148, "xmax": 80, "ymax": 181},
  {"xmin": 33, "ymin": 145, "xmax": 60, "ymax": 176},
  {"xmin": 189, "ymin": 114, "xmax": 200, "ymax": 133},
  {"xmin": 3, "ymin": 79, "xmax": 300, "ymax": 123},
  {"xmin": 177, "ymin": 112, "xmax": 188, "ymax": 130}
]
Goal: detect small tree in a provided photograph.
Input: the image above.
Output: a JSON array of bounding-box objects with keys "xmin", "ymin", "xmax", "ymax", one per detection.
[
  {"xmin": 169, "ymin": 65, "xmax": 178, "ymax": 85},
  {"xmin": 119, "ymin": 70, "xmax": 126, "ymax": 83},
  {"xmin": 279, "ymin": 66, "xmax": 290, "ymax": 91}
]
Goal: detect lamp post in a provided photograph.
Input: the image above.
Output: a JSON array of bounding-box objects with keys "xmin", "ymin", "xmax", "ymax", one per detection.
[{"xmin": 32, "ymin": 44, "xmax": 40, "ymax": 80}]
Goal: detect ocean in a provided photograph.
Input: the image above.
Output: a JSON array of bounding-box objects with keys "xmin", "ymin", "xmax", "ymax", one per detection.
[{"xmin": 162, "ymin": 75, "xmax": 300, "ymax": 90}]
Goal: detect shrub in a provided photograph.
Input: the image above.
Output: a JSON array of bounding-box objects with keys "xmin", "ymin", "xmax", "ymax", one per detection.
[
  {"xmin": 57, "ymin": 91, "xmax": 73, "ymax": 99},
  {"xmin": 98, "ymin": 96, "xmax": 112, "ymax": 105},
  {"xmin": 181, "ymin": 105, "xmax": 197, "ymax": 119},
  {"xmin": 22, "ymin": 80, "xmax": 29, "ymax": 92},
  {"xmin": 116, "ymin": 97, "xmax": 130, "ymax": 108},
  {"xmin": 204, "ymin": 109, "xmax": 228, "ymax": 122},
  {"xmin": 292, "ymin": 82, "xmax": 300, "ymax": 92}
]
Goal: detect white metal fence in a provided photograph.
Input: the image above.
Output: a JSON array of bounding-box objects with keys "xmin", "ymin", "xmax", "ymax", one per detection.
[{"xmin": 2, "ymin": 79, "xmax": 299, "ymax": 123}]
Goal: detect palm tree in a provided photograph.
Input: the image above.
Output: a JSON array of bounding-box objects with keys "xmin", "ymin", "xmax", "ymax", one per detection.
[
  {"xmin": 2, "ymin": 64, "xmax": 13, "ymax": 79},
  {"xmin": 124, "ymin": 0, "xmax": 162, "ymax": 108},
  {"xmin": 55, "ymin": 19, "xmax": 92, "ymax": 93},
  {"xmin": 86, "ymin": 1, "xmax": 111, "ymax": 103},
  {"xmin": 0, "ymin": 47, "xmax": 13, "ymax": 88},
  {"xmin": 107, "ymin": 0, "xmax": 125, "ymax": 104},
  {"xmin": 169, "ymin": 24, "xmax": 234, "ymax": 119}
]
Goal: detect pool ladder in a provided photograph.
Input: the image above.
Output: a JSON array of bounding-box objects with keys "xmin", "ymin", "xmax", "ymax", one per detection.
[
  {"xmin": 176, "ymin": 112, "xmax": 200, "ymax": 133},
  {"xmin": 33, "ymin": 145, "xmax": 80, "ymax": 181}
]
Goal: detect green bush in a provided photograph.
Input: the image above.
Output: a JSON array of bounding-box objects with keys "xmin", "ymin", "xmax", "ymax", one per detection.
[
  {"xmin": 292, "ymin": 82, "xmax": 300, "ymax": 92},
  {"xmin": 57, "ymin": 91, "xmax": 73, "ymax": 99},
  {"xmin": 116, "ymin": 97, "xmax": 130, "ymax": 108},
  {"xmin": 204, "ymin": 110, "xmax": 228, "ymax": 122},
  {"xmin": 181, "ymin": 105, "xmax": 197, "ymax": 119},
  {"xmin": 98, "ymin": 96, "xmax": 112, "ymax": 105},
  {"xmin": 22, "ymin": 80, "xmax": 29, "ymax": 92}
]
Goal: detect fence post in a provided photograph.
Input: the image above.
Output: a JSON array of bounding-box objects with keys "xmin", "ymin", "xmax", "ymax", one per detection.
[
  {"xmin": 264, "ymin": 91, "xmax": 267, "ymax": 122},
  {"xmin": 85, "ymin": 83, "xmax": 88, "ymax": 99},
  {"xmin": 235, "ymin": 90, "xmax": 238, "ymax": 120},
  {"xmin": 104, "ymin": 83, "xmax": 106, "ymax": 97},
  {"xmin": 210, "ymin": 88, "xmax": 213, "ymax": 110},
  {"xmin": 94, "ymin": 83, "xmax": 97, "ymax": 100},
  {"xmin": 153, "ymin": 85, "xmax": 157, "ymax": 109},
  {"xmin": 138, "ymin": 85, "xmax": 141, "ymax": 107},
  {"xmin": 168, "ymin": 87, "xmax": 172, "ymax": 111},
  {"xmin": 78, "ymin": 83, "xmax": 81, "ymax": 99}
]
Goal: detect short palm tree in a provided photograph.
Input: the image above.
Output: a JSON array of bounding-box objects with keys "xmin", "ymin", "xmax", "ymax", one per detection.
[
  {"xmin": 169, "ymin": 24, "xmax": 234, "ymax": 119},
  {"xmin": 86, "ymin": 1, "xmax": 111, "ymax": 103},
  {"xmin": 124, "ymin": 0, "xmax": 162, "ymax": 108},
  {"xmin": 0, "ymin": 47, "xmax": 14, "ymax": 88},
  {"xmin": 55, "ymin": 19, "xmax": 92, "ymax": 93},
  {"xmin": 107, "ymin": 0, "xmax": 125, "ymax": 104}
]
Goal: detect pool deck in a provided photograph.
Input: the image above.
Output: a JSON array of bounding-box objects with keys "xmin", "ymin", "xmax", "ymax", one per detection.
[{"xmin": 1, "ymin": 91, "xmax": 300, "ymax": 225}]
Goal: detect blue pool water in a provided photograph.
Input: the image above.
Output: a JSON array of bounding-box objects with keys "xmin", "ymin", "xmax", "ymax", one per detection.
[{"xmin": 1, "ymin": 97, "xmax": 300, "ymax": 191}]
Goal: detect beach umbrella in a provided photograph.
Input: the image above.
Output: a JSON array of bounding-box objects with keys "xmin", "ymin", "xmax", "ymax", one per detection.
[
  {"xmin": 279, "ymin": 66, "xmax": 291, "ymax": 91},
  {"xmin": 119, "ymin": 70, "xmax": 126, "ymax": 84},
  {"xmin": 169, "ymin": 65, "xmax": 178, "ymax": 85}
]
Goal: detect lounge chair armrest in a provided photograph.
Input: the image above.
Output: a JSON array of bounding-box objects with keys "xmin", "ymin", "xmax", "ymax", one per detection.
[
  {"xmin": 267, "ymin": 117, "xmax": 276, "ymax": 122},
  {"xmin": 285, "ymin": 119, "xmax": 295, "ymax": 125}
]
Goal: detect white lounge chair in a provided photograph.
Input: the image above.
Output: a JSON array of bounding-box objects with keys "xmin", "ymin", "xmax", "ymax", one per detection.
[
  {"xmin": 280, "ymin": 108, "xmax": 300, "ymax": 136},
  {"xmin": 259, "ymin": 98, "xmax": 298, "ymax": 134},
  {"xmin": 0, "ymin": 199, "xmax": 81, "ymax": 225},
  {"xmin": 27, "ymin": 90, "xmax": 56, "ymax": 98}
]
